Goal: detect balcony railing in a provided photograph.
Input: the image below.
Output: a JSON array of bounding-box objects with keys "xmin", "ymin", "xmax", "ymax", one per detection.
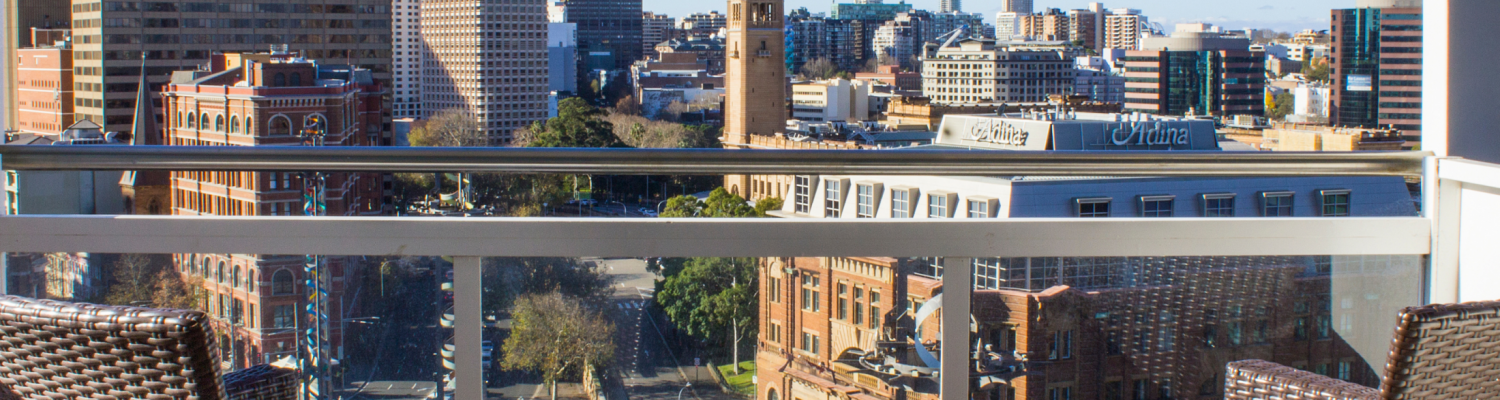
[{"xmin": 1, "ymin": 146, "xmax": 1496, "ymax": 400}]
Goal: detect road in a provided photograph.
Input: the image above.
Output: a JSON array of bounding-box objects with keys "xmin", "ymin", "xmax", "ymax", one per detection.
[{"xmin": 590, "ymin": 258, "xmax": 740, "ymax": 400}]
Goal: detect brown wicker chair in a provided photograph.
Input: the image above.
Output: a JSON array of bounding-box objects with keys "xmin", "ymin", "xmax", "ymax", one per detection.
[
  {"xmin": 0, "ymin": 295, "xmax": 223, "ymax": 399},
  {"xmin": 1225, "ymin": 300, "xmax": 1500, "ymax": 400}
]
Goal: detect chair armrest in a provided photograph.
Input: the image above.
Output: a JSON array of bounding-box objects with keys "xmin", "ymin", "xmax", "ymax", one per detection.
[{"xmin": 1225, "ymin": 359, "xmax": 1381, "ymax": 400}]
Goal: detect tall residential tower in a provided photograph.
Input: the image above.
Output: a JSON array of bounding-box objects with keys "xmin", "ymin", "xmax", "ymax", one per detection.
[{"xmin": 421, "ymin": 0, "xmax": 549, "ymax": 144}]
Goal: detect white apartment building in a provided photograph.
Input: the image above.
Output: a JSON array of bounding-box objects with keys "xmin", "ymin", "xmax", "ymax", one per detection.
[
  {"xmin": 1000, "ymin": 0, "xmax": 1032, "ymax": 14},
  {"xmin": 1285, "ymin": 44, "xmax": 1330, "ymax": 62},
  {"xmin": 994, "ymin": 12, "xmax": 1021, "ymax": 41},
  {"xmin": 422, "ymin": 0, "xmax": 549, "ymax": 144},
  {"xmin": 393, "ymin": 0, "xmax": 424, "ymax": 118},
  {"xmin": 872, "ymin": 21, "xmax": 917, "ymax": 65},
  {"xmin": 921, "ymin": 40, "xmax": 1075, "ymax": 104},
  {"xmin": 790, "ymin": 79, "xmax": 872, "ymax": 122},
  {"xmin": 1103, "ymin": 9, "xmax": 1147, "ymax": 50}
]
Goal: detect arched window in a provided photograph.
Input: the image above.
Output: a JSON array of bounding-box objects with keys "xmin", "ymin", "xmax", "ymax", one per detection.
[
  {"xmin": 214, "ymin": 115, "xmax": 224, "ymax": 131},
  {"xmin": 176, "ymin": 112, "xmax": 183, "ymax": 128},
  {"xmin": 187, "ymin": 112, "xmax": 196, "ymax": 128},
  {"xmin": 231, "ymin": 265, "xmax": 241, "ymax": 289},
  {"xmin": 200, "ymin": 114, "xmax": 211, "ymax": 130},
  {"xmin": 290, "ymin": 73, "xmax": 302, "ymax": 86},
  {"xmin": 217, "ymin": 261, "xmax": 226, "ymax": 284},
  {"xmin": 768, "ymin": 389, "xmax": 778, "ymax": 400},
  {"xmin": 269, "ymin": 116, "xmax": 291, "ymax": 136},
  {"xmin": 245, "ymin": 117, "xmax": 253, "ymax": 135},
  {"xmin": 273, "ymin": 73, "xmax": 286, "ymax": 86},
  {"xmin": 230, "ymin": 116, "xmax": 240, "ymax": 133},
  {"xmin": 272, "ymin": 270, "xmax": 294, "ymax": 295},
  {"xmin": 247, "ymin": 270, "xmax": 256, "ymax": 293}
]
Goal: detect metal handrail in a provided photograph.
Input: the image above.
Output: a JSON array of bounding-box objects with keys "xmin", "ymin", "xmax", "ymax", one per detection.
[{"xmin": 0, "ymin": 145, "xmax": 1429, "ymax": 176}]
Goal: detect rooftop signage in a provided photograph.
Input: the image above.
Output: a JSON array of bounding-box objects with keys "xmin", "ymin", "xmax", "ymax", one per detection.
[{"xmin": 936, "ymin": 114, "xmax": 1220, "ymax": 151}]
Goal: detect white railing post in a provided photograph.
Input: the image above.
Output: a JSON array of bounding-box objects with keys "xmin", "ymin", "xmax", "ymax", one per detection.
[
  {"xmin": 940, "ymin": 257, "xmax": 971, "ymax": 400},
  {"xmin": 1426, "ymin": 157, "xmax": 1460, "ymax": 304},
  {"xmin": 453, "ymin": 256, "xmax": 484, "ymax": 400}
]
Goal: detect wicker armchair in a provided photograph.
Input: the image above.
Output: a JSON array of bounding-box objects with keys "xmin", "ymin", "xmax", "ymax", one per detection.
[
  {"xmin": 1225, "ymin": 300, "xmax": 1500, "ymax": 400},
  {"xmin": 0, "ymin": 295, "xmax": 223, "ymax": 399}
]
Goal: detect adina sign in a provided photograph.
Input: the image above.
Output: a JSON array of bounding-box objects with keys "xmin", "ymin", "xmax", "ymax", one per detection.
[
  {"xmin": 1108, "ymin": 121, "xmax": 1191, "ymax": 146},
  {"xmin": 968, "ymin": 119, "xmax": 1029, "ymax": 146}
]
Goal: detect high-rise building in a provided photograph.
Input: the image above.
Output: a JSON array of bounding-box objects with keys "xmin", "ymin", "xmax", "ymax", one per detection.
[
  {"xmin": 921, "ymin": 40, "xmax": 1075, "ymax": 104},
  {"xmin": 558, "ymin": 0, "xmax": 643, "ymax": 70},
  {"xmin": 14, "ymin": 29, "xmax": 73, "ymax": 137},
  {"xmin": 642, "ymin": 12, "xmax": 675, "ymax": 59},
  {"xmin": 939, "ymin": 0, "xmax": 960, "ymax": 13},
  {"xmin": 421, "ymin": 0, "xmax": 549, "ymax": 144},
  {"xmin": 1124, "ymin": 33, "xmax": 1265, "ymax": 117},
  {"xmin": 393, "ymin": 0, "xmax": 425, "ymax": 119},
  {"xmin": 549, "ymin": 22, "xmax": 580, "ymax": 94},
  {"xmin": 1019, "ymin": 8, "xmax": 1072, "ymax": 42},
  {"xmin": 64, "ymin": 0, "xmax": 394, "ymax": 141},
  {"xmin": 677, "ymin": 11, "xmax": 727, "ymax": 39},
  {"xmin": 872, "ymin": 19, "xmax": 916, "ymax": 67},
  {"xmin": 723, "ymin": 0, "xmax": 786, "ymax": 193},
  {"xmin": 994, "ymin": 12, "xmax": 1021, "ymax": 41},
  {"xmin": 1067, "ymin": 4, "xmax": 1105, "ymax": 52},
  {"xmin": 786, "ymin": 10, "xmax": 865, "ymax": 74},
  {"xmin": 1330, "ymin": 1, "xmax": 1422, "ymax": 146},
  {"xmin": 161, "ymin": 52, "xmax": 386, "ymax": 370},
  {"xmin": 1000, "ymin": 0, "xmax": 1033, "ymax": 14},
  {"xmin": 1103, "ymin": 9, "xmax": 1147, "ymax": 50},
  {"xmin": 3, "ymin": 0, "xmax": 70, "ymax": 132}
]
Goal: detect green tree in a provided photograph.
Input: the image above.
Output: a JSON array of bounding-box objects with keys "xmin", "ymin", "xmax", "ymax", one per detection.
[
  {"xmin": 753, "ymin": 197, "xmax": 784, "ymax": 217},
  {"xmin": 501, "ymin": 292, "xmax": 616, "ymax": 400},
  {"xmin": 700, "ymin": 188, "xmax": 755, "ymax": 218},
  {"xmin": 660, "ymin": 195, "xmax": 703, "ymax": 217},
  {"xmin": 528, "ymin": 98, "xmax": 621, "ymax": 148},
  {"xmin": 1302, "ymin": 57, "xmax": 1331, "ymax": 83},
  {"xmin": 655, "ymin": 258, "xmax": 757, "ymax": 373},
  {"xmin": 1266, "ymin": 92, "xmax": 1295, "ymax": 120}
]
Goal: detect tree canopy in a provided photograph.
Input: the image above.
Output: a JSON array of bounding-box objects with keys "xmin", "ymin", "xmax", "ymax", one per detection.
[
  {"xmin": 526, "ymin": 97, "xmax": 621, "ymax": 148},
  {"xmin": 501, "ymin": 291, "xmax": 616, "ymax": 400},
  {"xmin": 654, "ymin": 257, "xmax": 757, "ymax": 345},
  {"xmin": 409, "ymin": 109, "xmax": 486, "ymax": 147},
  {"xmin": 659, "ymin": 187, "xmax": 774, "ymax": 218}
]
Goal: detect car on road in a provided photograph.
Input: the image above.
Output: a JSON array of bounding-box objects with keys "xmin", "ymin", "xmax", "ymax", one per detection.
[{"xmin": 637, "ymin": 208, "xmax": 658, "ymax": 217}]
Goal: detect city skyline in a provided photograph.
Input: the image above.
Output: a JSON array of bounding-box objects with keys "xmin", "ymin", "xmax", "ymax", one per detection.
[{"xmin": 642, "ymin": 0, "xmax": 1346, "ymax": 33}]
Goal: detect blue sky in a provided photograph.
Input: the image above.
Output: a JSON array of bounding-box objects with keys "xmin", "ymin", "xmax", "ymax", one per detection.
[{"xmin": 644, "ymin": 0, "xmax": 1350, "ymax": 33}]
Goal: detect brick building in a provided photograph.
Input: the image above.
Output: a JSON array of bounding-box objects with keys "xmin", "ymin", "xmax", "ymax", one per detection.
[
  {"xmin": 161, "ymin": 52, "xmax": 387, "ymax": 370},
  {"xmin": 14, "ymin": 28, "xmax": 74, "ymax": 136}
]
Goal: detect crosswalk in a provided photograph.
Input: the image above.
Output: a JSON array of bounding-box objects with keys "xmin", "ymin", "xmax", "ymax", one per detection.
[{"xmin": 615, "ymin": 300, "xmax": 647, "ymax": 310}]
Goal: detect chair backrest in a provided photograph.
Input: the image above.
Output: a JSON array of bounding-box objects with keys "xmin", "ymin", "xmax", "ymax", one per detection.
[
  {"xmin": 1379, "ymin": 300, "xmax": 1500, "ymax": 399},
  {"xmin": 0, "ymin": 295, "xmax": 222, "ymax": 399}
]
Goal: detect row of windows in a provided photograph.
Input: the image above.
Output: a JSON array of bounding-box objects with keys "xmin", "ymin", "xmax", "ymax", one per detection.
[
  {"xmin": 1072, "ymin": 190, "xmax": 1350, "ymax": 218},
  {"xmin": 802, "ymin": 178, "xmax": 999, "ymax": 219}
]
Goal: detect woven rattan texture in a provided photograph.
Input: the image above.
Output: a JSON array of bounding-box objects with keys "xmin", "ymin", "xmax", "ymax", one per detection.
[
  {"xmin": 0, "ymin": 295, "xmax": 221, "ymax": 399},
  {"xmin": 221, "ymin": 365, "xmax": 295, "ymax": 400},
  {"xmin": 1379, "ymin": 300, "xmax": 1500, "ymax": 400},
  {"xmin": 1225, "ymin": 300, "xmax": 1500, "ymax": 400},
  {"xmin": 1225, "ymin": 359, "xmax": 1381, "ymax": 400}
]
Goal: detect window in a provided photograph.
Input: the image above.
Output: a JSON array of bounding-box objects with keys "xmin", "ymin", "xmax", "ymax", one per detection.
[
  {"xmin": 1316, "ymin": 315, "xmax": 1331, "ymax": 339},
  {"xmin": 842, "ymin": 287, "xmax": 859, "ymax": 324},
  {"xmin": 793, "ymin": 176, "xmax": 811, "ymax": 213},
  {"xmin": 856, "ymin": 184, "xmax": 875, "ymax": 218},
  {"xmin": 801, "ymin": 332, "xmax": 819, "ymax": 354},
  {"xmin": 1076, "ymin": 198, "xmax": 1111, "ymax": 217},
  {"xmin": 800, "ymin": 274, "xmax": 820, "ymax": 312},
  {"xmin": 1202, "ymin": 193, "xmax": 1235, "ymax": 217},
  {"xmin": 269, "ymin": 116, "xmax": 292, "ymax": 136},
  {"xmin": 1061, "ymin": 330, "xmax": 1073, "ymax": 359},
  {"xmin": 767, "ymin": 276, "xmax": 780, "ymax": 303},
  {"xmin": 271, "ymin": 269, "xmax": 294, "ymax": 295},
  {"xmin": 824, "ymin": 179, "xmax": 842, "ymax": 217},
  {"xmin": 1320, "ymin": 190, "xmax": 1350, "ymax": 216},
  {"xmin": 273, "ymin": 73, "xmax": 286, "ymax": 86},
  {"xmin": 200, "ymin": 114, "xmax": 210, "ymax": 130},
  {"xmin": 1261, "ymin": 192, "xmax": 1294, "ymax": 216},
  {"xmin": 868, "ymin": 292, "xmax": 880, "ymax": 329},
  {"xmin": 973, "ymin": 258, "xmax": 1000, "ymax": 289},
  {"xmin": 231, "ymin": 265, "xmax": 241, "ymax": 289},
  {"xmin": 1132, "ymin": 380, "xmax": 1147, "ymax": 400},
  {"xmin": 928, "ymin": 194, "xmax": 948, "ymax": 217},
  {"xmin": 891, "ymin": 189, "xmax": 912, "ymax": 218},
  {"xmin": 1047, "ymin": 387, "xmax": 1071, "ymax": 400},
  {"xmin": 836, "ymin": 283, "xmax": 848, "ymax": 320},
  {"xmin": 917, "ymin": 257, "xmax": 943, "ymax": 278},
  {"xmin": 1106, "ymin": 330, "xmax": 1121, "ymax": 355},
  {"xmin": 768, "ymin": 322, "xmax": 781, "ymax": 344},
  {"xmin": 1294, "ymin": 317, "xmax": 1308, "ymax": 340},
  {"xmin": 273, "ymin": 305, "xmax": 295, "ymax": 328},
  {"xmin": 1337, "ymin": 361, "xmax": 1351, "ymax": 381},
  {"xmin": 1158, "ymin": 379, "xmax": 1172, "ymax": 399},
  {"xmin": 187, "ymin": 112, "xmax": 196, "ymax": 128},
  {"xmin": 229, "ymin": 116, "xmax": 240, "ymax": 133},
  {"xmin": 968, "ymin": 198, "xmax": 993, "ymax": 218},
  {"xmin": 216, "ymin": 262, "xmax": 226, "ymax": 284},
  {"xmin": 1139, "ymin": 195, "xmax": 1174, "ymax": 217}
]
